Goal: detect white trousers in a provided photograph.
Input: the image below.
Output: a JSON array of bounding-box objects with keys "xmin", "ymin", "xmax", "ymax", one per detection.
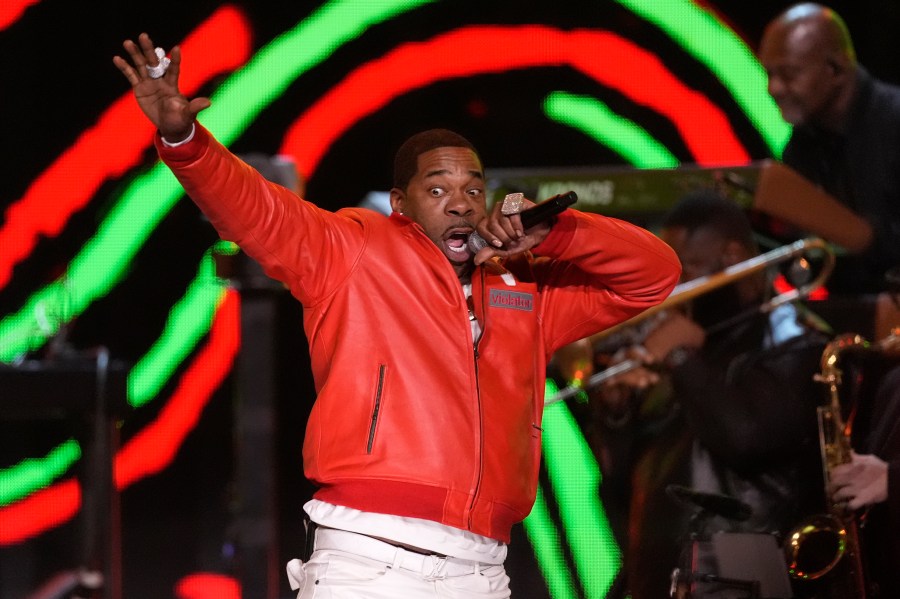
[{"xmin": 286, "ymin": 529, "xmax": 511, "ymax": 598}]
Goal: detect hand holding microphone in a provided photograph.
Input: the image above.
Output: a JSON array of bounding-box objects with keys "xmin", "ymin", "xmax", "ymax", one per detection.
[{"xmin": 468, "ymin": 191, "xmax": 577, "ymax": 256}]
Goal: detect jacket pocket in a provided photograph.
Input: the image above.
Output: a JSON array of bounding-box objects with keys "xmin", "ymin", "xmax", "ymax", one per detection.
[{"xmin": 366, "ymin": 364, "xmax": 387, "ymax": 454}]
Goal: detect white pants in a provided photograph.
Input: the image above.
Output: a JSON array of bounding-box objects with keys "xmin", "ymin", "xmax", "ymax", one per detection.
[{"xmin": 286, "ymin": 529, "xmax": 510, "ymax": 598}]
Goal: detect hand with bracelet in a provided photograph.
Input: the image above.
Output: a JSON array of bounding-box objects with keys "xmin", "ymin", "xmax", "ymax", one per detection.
[{"xmin": 113, "ymin": 33, "xmax": 209, "ymax": 144}]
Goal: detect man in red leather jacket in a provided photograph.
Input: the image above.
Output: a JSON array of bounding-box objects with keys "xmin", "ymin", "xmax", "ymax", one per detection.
[{"xmin": 115, "ymin": 33, "xmax": 680, "ymax": 598}]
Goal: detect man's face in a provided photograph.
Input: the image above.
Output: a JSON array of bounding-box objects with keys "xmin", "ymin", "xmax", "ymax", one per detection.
[
  {"xmin": 662, "ymin": 225, "xmax": 752, "ymax": 327},
  {"xmin": 662, "ymin": 226, "xmax": 726, "ymax": 283},
  {"xmin": 390, "ymin": 146, "xmax": 487, "ymax": 270},
  {"xmin": 759, "ymin": 22, "xmax": 843, "ymax": 127}
]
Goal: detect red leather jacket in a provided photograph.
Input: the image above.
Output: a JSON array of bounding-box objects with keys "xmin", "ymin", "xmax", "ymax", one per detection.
[{"xmin": 158, "ymin": 125, "xmax": 680, "ymax": 542}]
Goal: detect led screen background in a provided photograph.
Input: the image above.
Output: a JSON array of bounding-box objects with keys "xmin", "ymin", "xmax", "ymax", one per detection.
[{"xmin": 1, "ymin": 1, "xmax": 898, "ymax": 598}]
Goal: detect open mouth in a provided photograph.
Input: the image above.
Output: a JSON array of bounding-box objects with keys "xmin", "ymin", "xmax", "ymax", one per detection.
[{"xmin": 444, "ymin": 229, "xmax": 472, "ymax": 255}]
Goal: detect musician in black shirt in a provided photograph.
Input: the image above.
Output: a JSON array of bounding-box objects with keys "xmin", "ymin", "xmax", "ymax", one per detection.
[
  {"xmin": 831, "ymin": 361, "xmax": 900, "ymax": 597},
  {"xmin": 759, "ymin": 3, "xmax": 900, "ymax": 294},
  {"xmin": 582, "ymin": 192, "xmax": 829, "ymax": 599}
]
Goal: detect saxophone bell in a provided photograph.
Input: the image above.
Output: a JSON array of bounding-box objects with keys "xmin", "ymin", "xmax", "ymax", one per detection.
[{"xmin": 785, "ymin": 508, "xmax": 848, "ymax": 580}]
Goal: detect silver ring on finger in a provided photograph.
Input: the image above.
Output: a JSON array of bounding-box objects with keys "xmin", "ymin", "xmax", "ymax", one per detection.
[
  {"xmin": 501, "ymin": 192, "xmax": 524, "ymax": 216},
  {"xmin": 146, "ymin": 47, "xmax": 171, "ymax": 79}
]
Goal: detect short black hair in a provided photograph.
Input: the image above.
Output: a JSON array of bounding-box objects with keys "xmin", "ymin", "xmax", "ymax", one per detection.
[
  {"xmin": 392, "ymin": 129, "xmax": 479, "ymax": 190},
  {"xmin": 663, "ymin": 189, "xmax": 757, "ymax": 253}
]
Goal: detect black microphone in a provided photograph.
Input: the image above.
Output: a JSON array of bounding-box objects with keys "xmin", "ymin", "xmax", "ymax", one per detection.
[
  {"xmin": 467, "ymin": 191, "xmax": 578, "ymax": 253},
  {"xmin": 665, "ymin": 484, "xmax": 753, "ymax": 522}
]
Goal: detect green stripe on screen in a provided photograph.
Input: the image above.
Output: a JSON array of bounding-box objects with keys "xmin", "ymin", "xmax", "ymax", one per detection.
[
  {"xmin": 541, "ymin": 395, "xmax": 622, "ymax": 598},
  {"xmin": 0, "ymin": 439, "xmax": 81, "ymax": 505},
  {"xmin": 544, "ymin": 92, "xmax": 679, "ymax": 168},
  {"xmin": 523, "ymin": 483, "xmax": 580, "ymax": 599},
  {"xmin": 613, "ymin": 0, "xmax": 789, "ymax": 156}
]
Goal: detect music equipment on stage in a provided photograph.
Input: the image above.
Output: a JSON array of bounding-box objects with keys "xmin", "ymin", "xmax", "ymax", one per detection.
[
  {"xmin": 783, "ymin": 334, "xmax": 868, "ymax": 597},
  {"xmin": 547, "ymin": 237, "xmax": 834, "ymax": 404},
  {"xmin": 785, "ymin": 328, "xmax": 900, "ymax": 597},
  {"xmin": 467, "ymin": 191, "xmax": 577, "ymax": 252},
  {"xmin": 486, "ymin": 159, "xmax": 873, "ymax": 253},
  {"xmin": 2, "ymin": 351, "xmax": 129, "ymax": 599},
  {"xmin": 751, "ymin": 161, "xmax": 872, "ymax": 254},
  {"xmin": 670, "ymin": 532, "xmax": 793, "ymax": 599}
]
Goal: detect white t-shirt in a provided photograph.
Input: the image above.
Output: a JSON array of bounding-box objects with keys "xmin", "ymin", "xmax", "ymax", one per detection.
[{"xmin": 304, "ymin": 499, "xmax": 507, "ymax": 564}]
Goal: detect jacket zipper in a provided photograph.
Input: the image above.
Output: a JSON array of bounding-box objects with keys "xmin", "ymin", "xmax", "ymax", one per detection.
[
  {"xmin": 366, "ymin": 364, "xmax": 386, "ymax": 453},
  {"xmin": 467, "ymin": 270, "xmax": 486, "ymax": 530}
]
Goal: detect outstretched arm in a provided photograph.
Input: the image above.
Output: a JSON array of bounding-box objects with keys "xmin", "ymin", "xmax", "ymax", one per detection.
[{"xmin": 112, "ymin": 33, "xmax": 210, "ymax": 142}]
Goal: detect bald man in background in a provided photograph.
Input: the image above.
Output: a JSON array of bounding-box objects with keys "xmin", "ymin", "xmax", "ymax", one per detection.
[{"xmin": 759, "ymin": 3, "xmax": 900, "ymax": 294}]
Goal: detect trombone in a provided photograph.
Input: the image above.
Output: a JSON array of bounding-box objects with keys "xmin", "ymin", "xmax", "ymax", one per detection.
[{"xmin": 548, "ymin": 237, "xmax": 835, "ymax": 405}]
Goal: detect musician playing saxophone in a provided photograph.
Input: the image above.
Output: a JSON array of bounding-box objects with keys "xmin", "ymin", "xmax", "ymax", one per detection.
[
  {"xmin": 830, "ymin": 364, "xmax": 900, "ymax": 596},
  {"xmin": 578, "ymin": 191, "xmax": 831, "ymax": 599}
]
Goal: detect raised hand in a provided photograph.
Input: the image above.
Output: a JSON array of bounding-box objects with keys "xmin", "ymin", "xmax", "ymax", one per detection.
[
  {"xmin": 112, "ymin": 33, "xmax": 210, "ymax": 142},
  {"xmin": 472, "ymin": 196, "xmax": 552, "ymax": 265}
]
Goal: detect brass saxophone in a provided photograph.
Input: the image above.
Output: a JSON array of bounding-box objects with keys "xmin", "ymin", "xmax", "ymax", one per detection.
[{"xmin": 784, "ymin": 333, "xmax": 868, "ymax": 597}]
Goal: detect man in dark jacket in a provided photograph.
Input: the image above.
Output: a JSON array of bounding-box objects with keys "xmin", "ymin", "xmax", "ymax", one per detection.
[
  {"xmin": 759, "ymin": 2, "xmax": 900, "ymax": 294},
  {"xmin": 586, "ymin": 191, "xmax": 829, "ymax": 599},
  {"xmin": 831, "ymin": 356, "xmax": 900, "ymax": 597}
]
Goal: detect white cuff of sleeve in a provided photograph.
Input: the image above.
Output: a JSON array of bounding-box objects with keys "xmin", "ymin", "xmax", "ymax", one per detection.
[{"xmin": 161, "ymin": 123, "xmax": 196, "ymax": 147}]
